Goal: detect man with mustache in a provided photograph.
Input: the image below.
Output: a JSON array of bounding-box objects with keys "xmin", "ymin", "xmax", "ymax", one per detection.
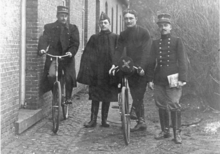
[
  {"xmin": 38, "ymin": 6, "xmax": 80, "ymax": 104},
  {"xmin": 110, "ymin": 9, "xmax": 151, "ymax": 132},
  {"xmin": 148, "ymin": 13, "xmax": 188, "ymax": 144}
]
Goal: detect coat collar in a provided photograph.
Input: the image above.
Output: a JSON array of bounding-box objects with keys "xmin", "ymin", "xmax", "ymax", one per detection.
[
  {"xmin": 52, "ymin": 20, "xmax": 69, "ymax": 30},
  {"xmin": 99, "ymin": 29, "xmax": 111, "ymax": 35}
]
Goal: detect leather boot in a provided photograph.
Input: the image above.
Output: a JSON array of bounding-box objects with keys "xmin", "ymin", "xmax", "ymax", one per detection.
[
  {"xmin": 171, "ymin": 111, "xmax": 182, "ymax": 144},
  {"xmin": 130, "ymin": 105, "xmax": 137, "ymax": 120},
  {"xmin": 155, "ymin": 109, "xmax": 171, "ymax": 140},
  {"xmin": 101, "ymin": 102, "xmax": 110, "ymax": 127},
  {"xmin": 65, "ymin": 91, "xmax": 73, "ymax": 104},
  {"xmin": 65, "ymin": 80, "xmax": 73, "ymax": 104},
  {"xmin": 131, "ymin": 104, "xmax": 147, "ymax": 132},
  {"xmin": 84, "ymin": 101, "xmax": 99, "ymax": 128}
]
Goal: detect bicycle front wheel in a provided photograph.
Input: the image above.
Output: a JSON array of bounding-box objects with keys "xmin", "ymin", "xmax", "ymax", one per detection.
[
  {"xmin": 121, "ymin": 86, "xmax": 130, "ymax": 145},
  {"xmin": 52, "ymin": 81, "xmax": 61, "ymax": 133}
]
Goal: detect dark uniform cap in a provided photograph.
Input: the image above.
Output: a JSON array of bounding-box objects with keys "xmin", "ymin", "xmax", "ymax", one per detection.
[
  {"xmin": 123, "ymin": 9, "xmax": 138, "ymax": 17},
  {"xmin": 157, "ymin": 13, "xmax": 171, "ymax": 24},
  {"xmin": 99, "ymin": 12, "xmax": 110, "ymax": 23},
  {"xmin": 57, "ymin": 6, "xmax": 69, "ymax": 14}
]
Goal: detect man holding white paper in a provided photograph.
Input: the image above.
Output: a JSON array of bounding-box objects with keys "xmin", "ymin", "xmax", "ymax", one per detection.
[{"xmin": 147, "ymin": 13, "xmax": 187, "ymax": 144}]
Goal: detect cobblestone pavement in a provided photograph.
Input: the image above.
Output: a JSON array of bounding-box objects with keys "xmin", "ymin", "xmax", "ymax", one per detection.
[
  {"xmin": 2, "ymin": 89, "xmax": 91, "ymax": 154},
  {"xmin": 2, "ymin": 89, "xmax": 220, "ymax": 154}
]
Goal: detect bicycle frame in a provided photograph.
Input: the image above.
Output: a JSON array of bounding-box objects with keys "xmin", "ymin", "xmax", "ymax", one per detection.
[{"xmin": 45, "ymin": 53, "xmax": 69, "ymax": 133}]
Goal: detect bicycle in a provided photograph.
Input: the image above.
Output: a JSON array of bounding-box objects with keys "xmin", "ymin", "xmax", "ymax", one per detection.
[
  {"xmin": 45, "ymin": 53, "xmax": 70, "ymax": 133},
  {"xmin": 112, "ymin": 57, "xmax": 143, "ymax": 145}
]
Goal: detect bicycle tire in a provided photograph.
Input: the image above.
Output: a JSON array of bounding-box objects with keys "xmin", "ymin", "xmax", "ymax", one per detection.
[
  {"xmin": 61, "ymin": 82, "xmax": 69, "ymax": 120},
  {"xmin": 52, "ymin": 81, "xmax": 61, "ymax": 133},
  {"xmin": 121, "ymin": 87, "xmax": 130, "ymax": 145}
]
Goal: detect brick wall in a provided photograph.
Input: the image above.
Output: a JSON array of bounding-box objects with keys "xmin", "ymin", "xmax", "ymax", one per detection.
[
  {"xmin": 25, "ymin": 0, "xmax": 63, "ymax": 111},
  {"xmin": 0, "ymin": 0, "xmax": 126, "ymax": 146},
  {"xmin": 0, "ymin": 0, "xmax": 21, "ymax": 146},
  {"xmin": 36, "ymin": 0, "xmax": 63, "ymax": 115}
]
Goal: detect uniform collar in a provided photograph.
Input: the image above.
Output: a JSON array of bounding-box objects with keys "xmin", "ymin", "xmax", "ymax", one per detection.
[
  {"xmin": 53, "ymin": 20, "xmax": 69, "ymax": 29},
  {"xmin": 161, "ymin": 34, "xmax": 171, "ymax": 39}
]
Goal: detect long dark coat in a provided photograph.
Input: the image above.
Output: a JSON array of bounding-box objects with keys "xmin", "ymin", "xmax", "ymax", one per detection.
[
  {"xmin": 147, "ymin": 34, "xmax": 188, "ymax": 86},
  {"xmin": 38, "ymin": 20, "xmax": 80, "ymax": 93},
  {"xmin": 77, "ymin": 30, "xmax": 119, "ymax": 102}
]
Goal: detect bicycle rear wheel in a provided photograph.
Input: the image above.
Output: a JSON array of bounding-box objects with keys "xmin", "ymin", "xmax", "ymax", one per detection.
[
  {"xmin": 52, "ymin": 81, "xmax": 61, "ymax": 133},
  {"xmin": 121, "ymin": 87, "xmax": 130, "ymax": 145}
]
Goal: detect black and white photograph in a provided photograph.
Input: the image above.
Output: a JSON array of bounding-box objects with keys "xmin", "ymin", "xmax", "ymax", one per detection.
[{"xmin": 1, "ymin": 0, "xmax": 219, "ymax": 153}]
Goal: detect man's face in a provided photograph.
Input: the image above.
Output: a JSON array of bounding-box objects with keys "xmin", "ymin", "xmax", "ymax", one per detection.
[
  {"xmin": 57, "ymin": 13, "xmax": 68, "ymax": 24},
  {"xmin": 158, "ymin": 23, "xmax": 172, "ymax": 35},
  {"xmin": 124, "ymin": 13, "xmax": 137, "ymax": 28},
  {"xmin": 99, "ymin": 19, "xmax": 110, "ymax": 31}
]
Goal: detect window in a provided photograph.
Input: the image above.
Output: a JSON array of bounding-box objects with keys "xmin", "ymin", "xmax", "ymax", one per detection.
[
  {"xmin": 105, "ymin": 2, "xmax": 108, "ymax": 15},
  {"xmin": 96, "ymin": 0, "xmax": 100, "ymax": 33},
  {"xmin": 111, "ymin": 8, "xmax": 114, "ymax": 32},
  {"xmin": 116, "ymin": 5, "xmax": 118, "ymax": 34},
  {"xmin": 82, "ymin": 0, "xmax": 85, "ymax": 50}
]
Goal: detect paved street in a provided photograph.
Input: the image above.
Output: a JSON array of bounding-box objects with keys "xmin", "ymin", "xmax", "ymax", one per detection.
[{"xmin": 2, "ymin": 89, "xmax": 220, "ymax": 154}]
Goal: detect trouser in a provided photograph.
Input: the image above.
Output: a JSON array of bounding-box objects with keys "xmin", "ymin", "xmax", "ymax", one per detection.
[
  {"xmin": 48, "ymin": 60, "xmax": 73, "ymax": 100},
  {"xmin": 128, "ymin": 75, "xmax": 147, "ymax": 123},
  {"xmin": 154, "ymin": 85, "xmax": 182, "ymax": 138}
]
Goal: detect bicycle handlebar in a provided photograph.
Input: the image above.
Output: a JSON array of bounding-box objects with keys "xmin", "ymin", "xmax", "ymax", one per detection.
[{"xmin": 45, "ymin": 53, "xmax": 69, "ymax": 59}]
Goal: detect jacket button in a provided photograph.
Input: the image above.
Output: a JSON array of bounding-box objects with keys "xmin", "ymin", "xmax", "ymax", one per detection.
[
  {"xmin": 160, "ymin": 65, "xmax": 162, "ymax": 67},
  {"xmin": 168, "ymin": 42, "xmax": 170, "ymax": 44},
  {"xmin": 167, "ymin": 65, "xmax": 169, "ymax": 66}
]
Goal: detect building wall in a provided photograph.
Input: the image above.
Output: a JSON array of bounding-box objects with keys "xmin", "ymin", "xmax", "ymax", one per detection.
[
  {"xmin": 0, "ymin": 0, "xmax": 126, "ymax": 146},
  {"xmin": 0, "ymin": 0, "xmax": 21, "ymax": 146}
]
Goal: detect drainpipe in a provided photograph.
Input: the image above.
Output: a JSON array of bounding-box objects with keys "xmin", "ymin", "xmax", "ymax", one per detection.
[{"xmin": 20, "ymin": 0, "xmax": 26, "ymax": 106}]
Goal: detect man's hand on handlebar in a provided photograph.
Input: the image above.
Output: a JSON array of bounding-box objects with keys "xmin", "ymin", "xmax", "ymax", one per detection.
[
  {"xmin": 109, "ymin": 65, "xmax": 118, "ymax": 76},
  {"xmin": 66, "ymin": 52, "xmax": 72, "ymax": 57},
  {"xmin": 137, "ymin": 67, "xmax": 145, "ymax": 76},
  {"xmin": 40, "ymin": 49, "xmax": 47, "ymax": 55},
  {"xmin": 148, "ymin": 82, "xmax": 154, "ymax": 90}
]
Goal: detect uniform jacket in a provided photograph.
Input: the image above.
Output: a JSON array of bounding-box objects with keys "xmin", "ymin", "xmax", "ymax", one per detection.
[
  {"xmin": 113, "ymin": 25, "xmax": 151, "ymax": 72},
  {"xmin": 147, "ymin": 34, "xmax": 188, "ymax": 86},
  {"xmin": 38, "ymin": 20, "xmax": 80, "ymax": 93},
  {"xmin": 77, "ymin": 30, "xmax": 119, "ymax": 101}
]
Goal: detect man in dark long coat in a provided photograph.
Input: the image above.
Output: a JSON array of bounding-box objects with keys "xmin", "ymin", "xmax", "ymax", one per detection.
[
  {"xmin": 148, "ymin": 13, "xmax": 188, "ymax": 144},
  {"xmin": 110, "ymin": 9, "xmax": 151, "ymax": 132},
  {"xmin": 77, "ymin": 12, "xmax": 119, "ymax": 128},
  {"xmin": 38, "ymin": 6, "xmax": 80, "ymax": 104}
]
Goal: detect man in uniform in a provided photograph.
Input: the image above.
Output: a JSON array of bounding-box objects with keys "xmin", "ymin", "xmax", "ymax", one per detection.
[
  {"xmin": 77, "ymin": 12, "xmax": 119, "ymax": 128},
  {"xmin": 110, "ymin": 9, "xmax": 151, "ymax": 132},
  {"xmin": 148, "ymin": 13, "xmax": 188, "ymax": 144},
  {"xmin": 38, "ymin": 6, "xmax": 80, "ymax": 104}
]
